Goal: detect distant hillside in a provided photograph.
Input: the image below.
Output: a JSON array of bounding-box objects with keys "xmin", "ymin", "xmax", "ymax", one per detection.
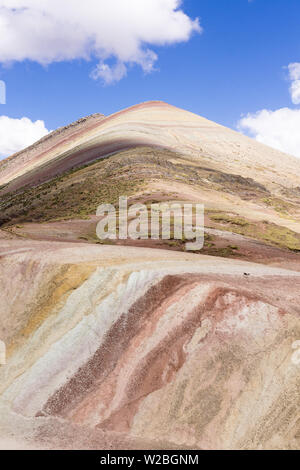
[{"xmin": 1, "ymin": 101, "xmax": 300, "ymax": 196}]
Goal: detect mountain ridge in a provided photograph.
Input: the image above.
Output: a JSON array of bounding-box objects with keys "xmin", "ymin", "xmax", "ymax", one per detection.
[
  {"xmin": 0, "ymin": 101, "xmax": 300, "ymax": 450},
  {"xmin": 1, "ymin": 101, "xmax": 300, "ymax": 194}
]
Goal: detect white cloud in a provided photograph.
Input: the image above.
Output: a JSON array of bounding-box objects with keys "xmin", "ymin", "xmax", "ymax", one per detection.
[
  {"xmin": 288, "ymin": 63, "xmax": 300, "ymax": 105},
  {"xmin": 0, "ymin": 116, "xmax": 49, "ymax": 157},
  {"xmin": 0, "ymin": 0, "xmax": 201, "ymax": 84},
  {"xmin": 90, "ymin": 61, "xmax": 128, "ymax": 84},
  {"xmin": 238, "ymin": 108, "xmax": 300, "ymax": 157},
  {"xmin": 238, "ymin": 62, "xmax": 300, "ymax": 158}
]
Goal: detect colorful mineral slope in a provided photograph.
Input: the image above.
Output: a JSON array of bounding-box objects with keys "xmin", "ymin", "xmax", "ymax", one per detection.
[
  {"xmin": 0, "ymin": 102, "xmax": 299, "ymax": 450},
  {"xmin": 1, "ymin": 101, "xmax": 300, "ymax": 194},
  {"xmin": 0, "ymin": 241, "xmax": 299, "ymax": 449}
]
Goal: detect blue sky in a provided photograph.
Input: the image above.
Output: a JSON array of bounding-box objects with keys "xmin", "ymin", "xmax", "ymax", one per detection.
[{"xmin": 0, "ymin": 0, "xmax": 299, "ymax": 158}]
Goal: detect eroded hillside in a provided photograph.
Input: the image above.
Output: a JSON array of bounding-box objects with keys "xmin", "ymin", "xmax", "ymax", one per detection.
[
  {"xmin": 1, "ymin": 145, "xmax": 300, "ymax": 269},
  {"xmin": 0, "ymin": 102, "xmax": 299, "ymax": 449}
]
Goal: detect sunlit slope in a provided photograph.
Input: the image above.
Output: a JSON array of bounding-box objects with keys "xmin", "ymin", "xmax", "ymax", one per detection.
[
  {"xmin": 1, "ymin": 101, "xmax": 300, "ymax": 194},
  {"xmin": 0, "ymin": 240, "xmax": 299, "ymax": 450},
  {"xmin": 1, "ymin": 102, "xmax": 300, "ymax": 450}
]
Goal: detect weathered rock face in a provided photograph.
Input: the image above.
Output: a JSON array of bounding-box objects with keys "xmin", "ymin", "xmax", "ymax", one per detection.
[
  {"xmin": 0, "ymin": 240, "xmax": 299, "ymax": 449},
  {"xmin": 0, "ymin": 102, "xmax": 299, "ymax": 450},
  {"xmin": 1, "ymin": 101, "xmax": 300, "ymax": 194}
]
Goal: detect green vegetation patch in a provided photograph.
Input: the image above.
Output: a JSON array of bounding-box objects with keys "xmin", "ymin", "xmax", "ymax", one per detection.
[
  {"xmin": 0, "ymin": 151, "xmax": 147, "ymax": 225},
  {"xmin": 261, "ymin": 196, "xmax": 299, "ymax": 218},
  {"xmin": 210, "ymin": 213, "xmax": 249, "ymax": 227},
  {"xmin": 207, "ymin": 210, "xmax": 300, "ymax": 251}
]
